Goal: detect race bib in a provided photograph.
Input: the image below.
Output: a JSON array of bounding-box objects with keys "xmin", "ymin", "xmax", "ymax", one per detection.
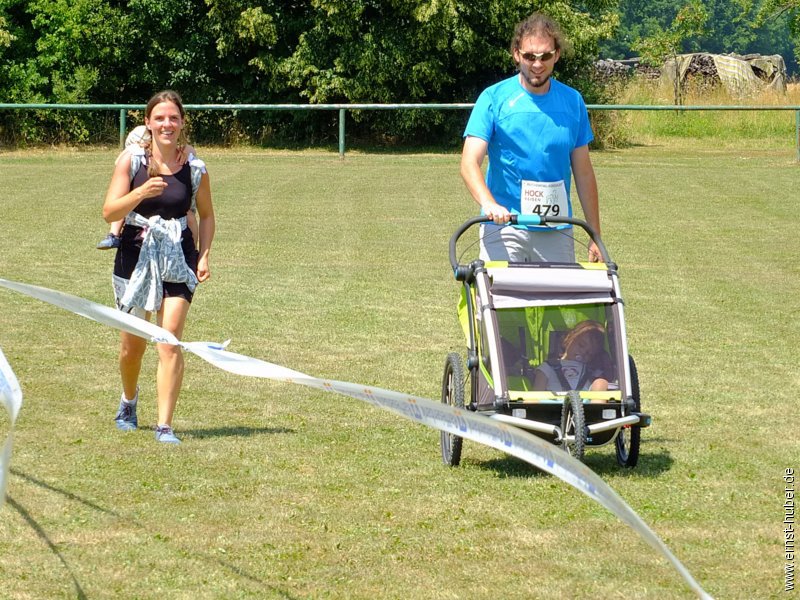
[{"xmin": 520, "ymin": 180, "xmax": 568, "ymax": 218}]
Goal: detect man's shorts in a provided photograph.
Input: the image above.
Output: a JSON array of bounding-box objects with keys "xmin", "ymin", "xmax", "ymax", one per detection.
[{"xmin": 479, "ymin": 224, "xmax": 576, "ymax": 263}]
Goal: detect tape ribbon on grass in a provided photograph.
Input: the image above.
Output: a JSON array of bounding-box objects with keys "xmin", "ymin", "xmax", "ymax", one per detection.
[{"xmin": 0, "ymin": 278, "xmax": 711, "ymax": 598}]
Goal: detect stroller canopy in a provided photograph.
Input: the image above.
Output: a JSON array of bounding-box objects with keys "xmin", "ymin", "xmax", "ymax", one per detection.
[{"xmin": 487, "ymin": 264, "xmax": 614, "ymax": 309}]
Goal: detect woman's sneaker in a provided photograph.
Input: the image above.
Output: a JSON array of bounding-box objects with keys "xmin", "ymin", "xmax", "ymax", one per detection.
[
  {"xmin": 114, "ymin": 392, "xmax": 138, "ymax": 431},
  {"xmin": 155, "ymin": 425, "xmax": 181, "ymax": 444},
  {"xmin": 97, "ymin": 233, "xmax": 120, "ymax": 250}
]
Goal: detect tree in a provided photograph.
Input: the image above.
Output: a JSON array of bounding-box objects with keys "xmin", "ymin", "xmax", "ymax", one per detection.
[
  {"xmin": 631, "ymin": 0, "xmax": 709, "ymax": 104},
  {"xmin": 602, "ymin": 0, "xmax": 798, "ymax": 76},
  {"xmin": 756, "ymin": 0, "xmax": 800, "ymax": 68},
  {"xmin": 0, "ymin": 12, "xmax": 11, "ymax": 49},
  {"xmin": 0, "ymin": 0, "xmax": 621, "ymax": 145},
  {"xmin": 0, "ymin": 0, "xmax": 130, "ymax": 141},
  {"xmin": 278, "ymin": 0, "xmax": 618, "ymax": 143}
]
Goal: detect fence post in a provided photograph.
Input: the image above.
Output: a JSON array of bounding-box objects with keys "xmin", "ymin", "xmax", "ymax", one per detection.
[
  {"xmin": 119, "ymin": 109, "xmax": 126, "ymax": 148},
  {"xmin": 339, "ymin": 108, "xmax": 346, "ymax": 159},
  {"xmin": 796, "ymin": 109, "xmax": 799, "ymax": 163}
]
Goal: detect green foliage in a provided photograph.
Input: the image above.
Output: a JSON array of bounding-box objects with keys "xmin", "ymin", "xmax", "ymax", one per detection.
[
  {"xmin": 628, "ymin": 1, "xmax": 709, "ymax": 105},
  {"xmin": 631, "ymin": 0, "xmax": 709, "ymax": 67},
  {"xmin": 1, "ymin": 0, "xmax": 797, "ymax": 146},
  {"xmin": 603, "ymin": 0, "xmax": 799, "ymax": 76},
  {"xmin": 277, "ymin": 0, "xmax": 619, "ymax": 142},
  {"xmin": 0, "ymin": 0, "xmax": 130, "ymax": 141},
  {"xmin": 0, "ymin": 13, "xmax": 12, "ymax": 48},
  {"xmin": 756, "ymin": 0, "xmax": 800, "ymax": 67},
  {"xmin": 0, "ymin": 0, "xmax": 619, "ymax": 146},
  {"xmin": 121, "ymin": 0, "xmax": 217, "ymax": 98}
]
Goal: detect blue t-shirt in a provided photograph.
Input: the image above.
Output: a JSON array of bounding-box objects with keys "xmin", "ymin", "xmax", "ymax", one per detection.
[{"xmin": 464, "ymin": 75, "xmax": 593, "ymax": 226}]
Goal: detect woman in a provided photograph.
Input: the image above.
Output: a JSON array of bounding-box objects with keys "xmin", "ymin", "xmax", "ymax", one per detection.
[
  {"xmin": 97, "ymin": 125, "xmax": 199, "ymax": 250},
  {"xmin": 103, "ymin": 90, "xmax": 215, "ymax": 444}
]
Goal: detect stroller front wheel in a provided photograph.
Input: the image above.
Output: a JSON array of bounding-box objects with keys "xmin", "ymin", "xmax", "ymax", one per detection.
[
  {"xmin": 440, "ymin": 352, "xmax": 465, "ymax": 467},
  {"xmin": 561, "ymin": 391, "xmax": 586, "ymax": 462}
]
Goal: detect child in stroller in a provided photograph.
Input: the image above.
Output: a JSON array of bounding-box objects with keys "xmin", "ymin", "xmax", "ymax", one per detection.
[{"xmin": 533, "ymin": 320, "xmax": 613, "ymax": 393}]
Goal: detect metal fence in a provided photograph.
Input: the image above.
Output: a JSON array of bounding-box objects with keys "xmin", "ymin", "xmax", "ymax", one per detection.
[{"xmin": 1, "ymin": 102, "xmax": 799, "ymax": 160}]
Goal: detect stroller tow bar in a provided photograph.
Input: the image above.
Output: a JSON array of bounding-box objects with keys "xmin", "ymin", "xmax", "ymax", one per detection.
[
  {"xmin": 491, "ymin": 412, "xmax": 651, "ymax": 438},
  {"xmin": 489, "ymin": 413, "xmax": 560, "ymax": 438}
]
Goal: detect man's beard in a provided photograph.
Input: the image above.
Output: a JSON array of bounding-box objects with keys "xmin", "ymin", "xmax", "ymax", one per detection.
[{"xmin": 524, "ymin": 72, "xmax": 551, "ymax": 90}]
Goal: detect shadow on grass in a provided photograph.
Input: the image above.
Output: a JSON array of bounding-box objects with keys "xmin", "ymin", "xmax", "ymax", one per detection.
[
  {"xmin": 467, "ymin": 447, "xmax": 674, "ymax": 479},
  {"xmin": 201, "ymin": 555, "xmax": 299, "ymax": 599},
  {"xmin": 185, "ymin": 425, "xmax": 295, "ymax": 439},
  {"xmin": 6, "ymin": 495, "xmax": 88, "ymax": 599},
  {"xmin": 8, "ymin": 470, "xmax": 298, "ymax": 598},
  {"xmin": 583, "ymin": 449, "xmax": 674, "ymax": 478},
  {"xmin": 11, "ymin": 468, "xmax": 122, "ymax": 516}
]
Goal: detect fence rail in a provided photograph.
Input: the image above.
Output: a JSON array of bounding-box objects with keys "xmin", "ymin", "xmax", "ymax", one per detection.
[{"xmin": 1, "ymin": 102, "xmax": 799, "ymax": 160}]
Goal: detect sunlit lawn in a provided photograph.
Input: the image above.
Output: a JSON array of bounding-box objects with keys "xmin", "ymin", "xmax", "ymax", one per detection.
[{"xmin": 0, "ymin": 140, "xmax": 797, "ymax": 598}]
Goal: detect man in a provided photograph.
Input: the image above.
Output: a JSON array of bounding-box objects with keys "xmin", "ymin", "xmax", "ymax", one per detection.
[{"xmin": 461, "ymin": 12, "xmax": 602, "ymax": 263}]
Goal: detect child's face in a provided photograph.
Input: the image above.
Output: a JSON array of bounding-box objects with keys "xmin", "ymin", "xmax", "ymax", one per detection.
[{"xmin": 565, "ymin": 331, "xmax": 601, "ymax": 361}]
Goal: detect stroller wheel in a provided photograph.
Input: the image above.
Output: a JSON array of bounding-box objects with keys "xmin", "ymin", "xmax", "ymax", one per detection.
[
  {"xmin": 560, "ymin": 391, "xmax": 586, "ymax": 462},
  {"xmin": 440, "ymin": 352, "xmax": 465, "ymax": 467},
  {"xmin": 616, "ymin": 355, "xmax": 641, "ymax": 468}
]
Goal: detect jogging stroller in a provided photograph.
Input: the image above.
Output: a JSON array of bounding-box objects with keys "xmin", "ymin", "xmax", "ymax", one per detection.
[{"xmin": 441, "ymin": 215, "xmax": 651, "ymax": 466}]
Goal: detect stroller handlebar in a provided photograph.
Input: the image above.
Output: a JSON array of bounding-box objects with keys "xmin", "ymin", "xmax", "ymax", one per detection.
[{"xmin": 449, "ymin": 215, "xmax": 613, "ymax": 278}]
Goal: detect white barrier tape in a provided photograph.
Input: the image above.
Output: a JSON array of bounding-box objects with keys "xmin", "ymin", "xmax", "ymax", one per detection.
[
  {"xmin": 0, "ymin": 278, "xmax": 179, "ymax": 345},
  {"xmin": 0, "ymin": 345, "xmax": 23, "ymax": 509},
  {"xmin": 0, "ymin": 278, "xmax": 711, "ymax": 598}
]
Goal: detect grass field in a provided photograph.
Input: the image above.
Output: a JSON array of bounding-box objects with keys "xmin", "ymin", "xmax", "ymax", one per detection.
[{"xmin": 0, "ymin": 141, "xmax": 798, "ymax": 599}]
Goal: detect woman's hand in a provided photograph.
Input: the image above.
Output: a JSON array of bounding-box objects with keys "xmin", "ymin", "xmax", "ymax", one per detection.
[
  {"xmin": 138, "ymin": 176, "xmax": 168, "ymax": 199},
  {"xmin": 196, "ymin": 254, "xmax": 210, "ymax": 282}
]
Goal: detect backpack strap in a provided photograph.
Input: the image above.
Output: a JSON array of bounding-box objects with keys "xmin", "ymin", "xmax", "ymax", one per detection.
[
  {"xmin": 127, "ymin": 145, "xmax": 146, "ymax": 183},
  {"xmin": 547, "ymin": 359, "xmax": 573, "ymax": 391},
  {"xmin": 186, "ymin": 152, "xmax": 207, "ymax": 213}
]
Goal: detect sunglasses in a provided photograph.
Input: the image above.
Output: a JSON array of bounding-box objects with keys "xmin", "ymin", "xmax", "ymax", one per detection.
[{"xmin": 519, "ymin": 50, "xmax": 556, "ymax": 62}]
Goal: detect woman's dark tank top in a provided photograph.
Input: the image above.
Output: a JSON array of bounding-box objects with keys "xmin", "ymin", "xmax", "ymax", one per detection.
[{"xmin": 130, "ymin": 161, "xmax": 192, "ymax": 219}]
